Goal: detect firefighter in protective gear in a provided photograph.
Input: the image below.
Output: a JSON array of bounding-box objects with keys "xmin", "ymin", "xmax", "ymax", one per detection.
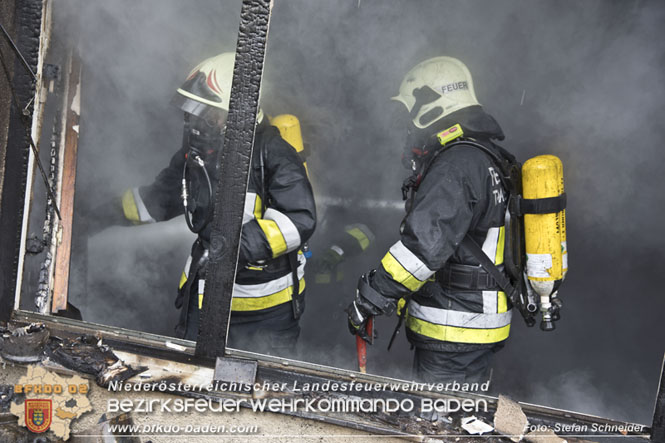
[
  {"xmin": 120, "ymin": 52, "xmax": 316, "ymax": 355},
  {"xmin": 312, "ymin": 223, "xmax": 375, "ymax": 284},
  {"xmin": 347, "ymin": 56, "xmax": 512, "ymax": 383}
]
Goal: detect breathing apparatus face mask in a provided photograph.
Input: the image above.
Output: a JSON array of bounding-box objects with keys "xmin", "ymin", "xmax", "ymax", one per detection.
[
  {"xmin": 394, "ymin": 87, "xmax": 446, "ymax": 170},
  {"xmin": 185, "ymin": 108, "xmax": 227, "ymax": 158},
  {"xmin": 388, "ymin": 106, "xmax": 417, "ymax": 171},
  {"xmin": 399, "ymin": 117, "xmax": 437, "ymax": 172},
  {"xmin": 182, "ymin": 108, "xmax": 227, "ymax": 234}
]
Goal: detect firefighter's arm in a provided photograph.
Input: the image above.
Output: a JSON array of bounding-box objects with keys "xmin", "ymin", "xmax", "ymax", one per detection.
[
  {"xmin": 347, "ymin": 161, "xmax": 476, "ymax": 339},
  {"xmin": 313, "ymin": 224, "xmax": 375, "ymax": 284},
  {"xmin": 123, "ymin": 143, "xmax": 188, "ymax": 224},
  {"xmin": 372, "ymin": 160, "xmax": 477, "ymax": 299},
  {"xmin": 363, "ymin": 159, "xmax": 478, "ymax": 304},
  {"xmin": 239, "ymin": 137, "xmax": 316, "ymax": 264},
  {"xmin": 83, "ymin": 142, "xmax": 187, "ymax": 236}
]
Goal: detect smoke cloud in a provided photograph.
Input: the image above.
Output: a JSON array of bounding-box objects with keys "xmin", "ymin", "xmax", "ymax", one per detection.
[{"xmin": 31, "ymin": 0, "xmax": 665, "ymax": 425}]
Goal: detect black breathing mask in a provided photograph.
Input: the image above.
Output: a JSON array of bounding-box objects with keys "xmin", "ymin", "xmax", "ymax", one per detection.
[{"xmin": 181, "ymin": 113, "xmax": 225, "ymax": 234}]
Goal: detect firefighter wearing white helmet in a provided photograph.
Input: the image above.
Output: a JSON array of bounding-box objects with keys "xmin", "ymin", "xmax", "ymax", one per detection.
[
  {"xmin": 347, "ymin": 56, "xmax": 515, "ymax": 383},
  {"xmin": 104, "ymin": 52, "xmax": 316, "ymax": 355},
  {"xmin": 170, "ymin": 52, "xmax": 265, "ymax": 124}
]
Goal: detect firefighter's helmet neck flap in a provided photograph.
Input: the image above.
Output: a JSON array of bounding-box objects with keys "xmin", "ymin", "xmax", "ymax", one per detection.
[
  {"xmin": 171, "ymin": 52, "xmax": 263, "ymax": 233},
  {"xmin": 393, "ymin": 56, "xmax": 480, "ymax": 170}
]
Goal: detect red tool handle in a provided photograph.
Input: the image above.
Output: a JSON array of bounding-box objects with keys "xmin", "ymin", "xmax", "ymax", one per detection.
[{"xmin": 356, "ymin": 317, "xmax": 373, "ymax": 373}]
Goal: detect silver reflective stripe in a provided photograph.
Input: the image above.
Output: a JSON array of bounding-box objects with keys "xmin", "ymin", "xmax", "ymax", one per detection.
[
  {"xmin": 263, "ymin": 208, "xmax": 301, "ymax": 253},
  {"xmin": 233, "ymin": 258, "xmax": 305, "ymax": 298},
  {"xmin": 388, "ymin": 241, "xmax": 435, "ymax": 281},
  {"xmin": 132, "ymin": 187, "xmax": 156, "ymax": 223},
  {"xmin": 483, "ymin": 290, "xmax": 498, "ymax": 314},
  {"xmin": 480, "ymin": 226, "xmax": 504, "ymax": 312},
  {"xmin": 409, "ymin": 300, "xmax": 512, "ymax": 329},
  {"xmin": 183, "ymin": 255, "xmax": 192, "ymax": 278},
  {"xmin": 481, "ymin": 227, "xmax": 500, "ymax": 264},
  {"xmin": 243, "ymin": 192, "xmax": 258, "ymax": 224}
]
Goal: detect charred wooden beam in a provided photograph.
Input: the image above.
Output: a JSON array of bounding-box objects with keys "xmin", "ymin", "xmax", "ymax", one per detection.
[
  {"xmin": 51, "ymin": 51, "xmax": 80, "ymax": 313},
  {"xmin": 195, "ymin": 0, "xmax": 273, "ymax": 360},
  {"xmin": 0, "ymin": 0, "xmax": 43, "ymax": 323}
]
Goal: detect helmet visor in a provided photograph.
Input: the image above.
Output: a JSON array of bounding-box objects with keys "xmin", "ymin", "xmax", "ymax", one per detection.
[
  {"xmin": 174, "ymin": 95, "xmax": 228, "ymax": 129},
  {"xmin": 171, "ymin": 93, "xmax": 225, "ymax": 118}
]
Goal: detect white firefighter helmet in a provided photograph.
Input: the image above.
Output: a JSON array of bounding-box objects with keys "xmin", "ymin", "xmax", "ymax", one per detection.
[
  {"xmin": 392, "ymin": 56, "xmax": 479, "ymax": 129},
  {"xmin": 171, "ymin": 52, "xmax": 264, "ymax": 124}
]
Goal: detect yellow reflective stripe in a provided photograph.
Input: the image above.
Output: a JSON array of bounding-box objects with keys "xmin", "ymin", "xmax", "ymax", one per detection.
[
  {"xmin": 264, "ymin": 208, "xmax": 301, "ymax": 253},
  {"xmin": 231, "ymin": 278, "xmax": 305, "ymax": 311},
  {"xmin": 121, "ymin": 189, "xmax": 140, "ymax": 223},
  {"xmin": 406, "ymin": 315, "xmax": 510, "ymax": 344},
  {"xmin": 498, "ymin": 291, "xmax": 508, "ymax": 313},
  {"xmin": 197, "ymin": 280, "xmax": 205, "ymax": 309},
  {"xmin": 495, "ymin": 226, "xmax": 505, "ymax": 265},
  {"xmin": 346, "ymin": 227, "xmax": 370, "ymax": 250},
  {"xmin": 396, "ymin": 297, "xmax": 407, "ymax": 316},
  {"xmin": 381, "ymin": 252, "xmax": 427, "ymax": 292},
  {"xmin": 389, "ymin": 241, "xmax": 436, "ymax": 280},
  {"xmin": 179, "ymin": 256, "xmax": 193, "ymax": 290},
  {"xmin": 254, "ymin": 194, "xmax": 263, "ymax": 219},
  {"xmin": 257, "ymin": 219, "xmax": 287, "ymax": 258}
]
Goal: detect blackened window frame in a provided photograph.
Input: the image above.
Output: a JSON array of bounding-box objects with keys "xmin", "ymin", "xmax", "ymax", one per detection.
[
  {"xmin": 0, "ymin": 0, "xmax": 275, "ymax": 362},
  {"xmin": 1, "ymin": 1, "xmax": 659, "ymax": 438}
]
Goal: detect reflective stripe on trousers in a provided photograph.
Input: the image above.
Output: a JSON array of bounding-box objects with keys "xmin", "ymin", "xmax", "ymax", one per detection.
[{"xmin": 181, "ymin": 253, "xmax": 307, "ymax": 312}]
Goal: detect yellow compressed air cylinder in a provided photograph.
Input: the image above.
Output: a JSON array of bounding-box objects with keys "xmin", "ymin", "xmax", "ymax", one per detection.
[
  {"xmin": 522, "ymin": 155, "xmax": 566, "ymax": 298},
  {"xmin": 269, "ymin": 114, "xmax": 308, "ymax": 175}
]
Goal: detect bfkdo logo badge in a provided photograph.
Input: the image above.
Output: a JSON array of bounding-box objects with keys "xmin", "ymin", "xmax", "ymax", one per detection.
[{"xmin": 25, "ymin": 399, "xmax": 52, "ymax": 433}]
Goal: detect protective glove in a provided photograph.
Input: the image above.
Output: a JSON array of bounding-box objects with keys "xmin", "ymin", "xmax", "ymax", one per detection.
[
  {"xmin": 312, "ymin": 246, "xmax": 345, "ymax": 284},
  {"xmin": 345, "ymin": 271, "xmax": 397, "ymax": 343},
  {"xmin": 346, "ymin": 299, "xmax": 374, "ymax": 343}
]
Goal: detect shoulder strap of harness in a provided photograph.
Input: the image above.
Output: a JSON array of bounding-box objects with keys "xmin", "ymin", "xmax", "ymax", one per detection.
[
  {"xmin": 423, "ymin": 139, "xmax": 519, "ymax": 190},
  {"xmin": 419, "ymin": 138, "xmax": 538, "ymax": 327}
]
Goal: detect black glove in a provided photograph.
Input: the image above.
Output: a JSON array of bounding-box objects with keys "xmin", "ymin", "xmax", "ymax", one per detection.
[
  {"xmin": 345, "ymin": 271, "xmax": 397, "ymax": 343},
  {"xmin": 346, "ymin": 299, "xmax": 374, "ymax": 343},
  {"xmin": 312, "ymin": 246, "xmax": 345, "ymax": 284}
]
